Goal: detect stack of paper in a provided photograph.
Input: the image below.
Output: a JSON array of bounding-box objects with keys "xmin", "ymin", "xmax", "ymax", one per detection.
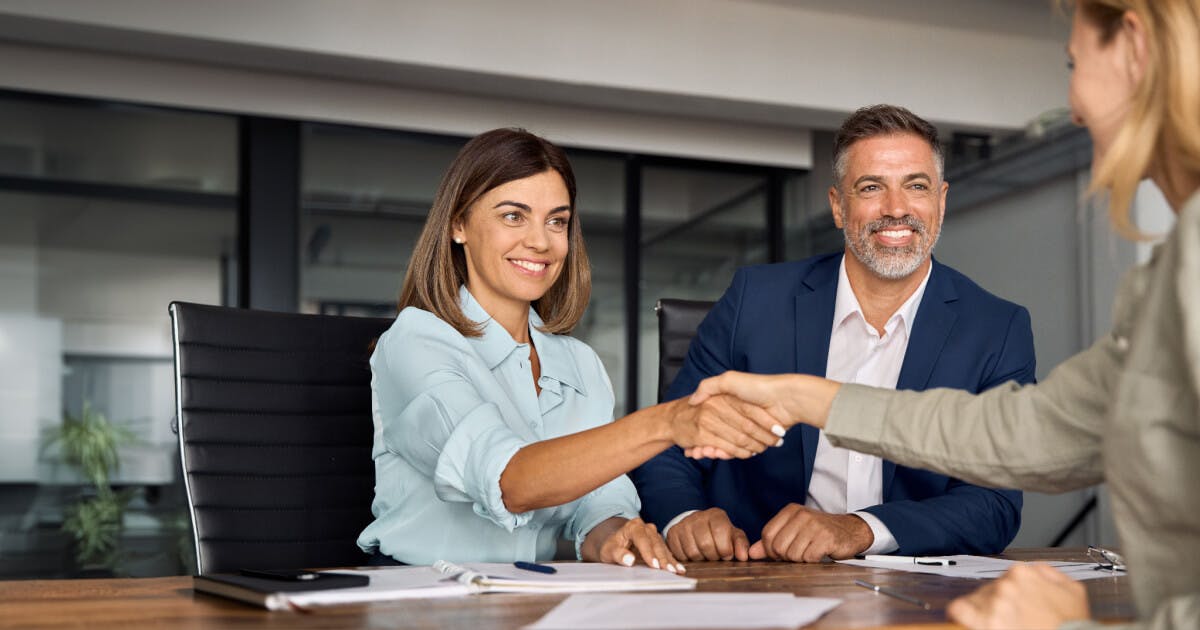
[
  {"xmin": 197, "ymin": 562, "xmax": 698, "ymax": 611},
  {"xmin": 434, "ymin": 561, "xmax": 698, "ymax": 593},
  {"xmin": 838, "ymin": 554, "xmax": 1122, "ymax": 581}
]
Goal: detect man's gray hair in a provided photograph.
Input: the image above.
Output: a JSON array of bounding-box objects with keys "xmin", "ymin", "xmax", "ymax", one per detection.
[{"xmin": 831, "ymin": 104, "xmax": 944, "ymax": 187}]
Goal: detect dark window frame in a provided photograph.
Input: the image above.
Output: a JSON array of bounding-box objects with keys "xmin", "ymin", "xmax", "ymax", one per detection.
[{"xmin": 0, "ymin": 87, "xmax": 806, "ymax": 412}]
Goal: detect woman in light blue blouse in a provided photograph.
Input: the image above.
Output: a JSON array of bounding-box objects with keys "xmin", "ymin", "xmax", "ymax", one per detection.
[{"xmin": 358, "ymin": 128, "xmax": 780, "ymax": 571}]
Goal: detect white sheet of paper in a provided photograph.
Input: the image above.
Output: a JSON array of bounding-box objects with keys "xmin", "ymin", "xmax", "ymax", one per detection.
[
  {"xmin": 286, "ymin": 563, "xmax": 697, "ymax": 609},
  {"xmin": 838, "ymin": 555, "xmax": 1124, "ymax": 581},
  {"xmin": 287, "ymin": 568, "xmax": 469, "ymax": 607},
  {"xmin": 524, "ymin": 593, "xmax": 842, "ymax": 630},
  {"xmin": 456, "ymin": 561, "xmax": 697, "ymax": 591}
]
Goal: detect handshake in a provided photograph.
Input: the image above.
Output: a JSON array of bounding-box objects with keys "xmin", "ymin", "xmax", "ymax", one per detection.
[
  {"xmin": 651, "ymin": 371, "xmax": 865, "ymax": 564},
  {"xmin": 659, "ymin": 371, "xmax": 841, "ymax": 460}
]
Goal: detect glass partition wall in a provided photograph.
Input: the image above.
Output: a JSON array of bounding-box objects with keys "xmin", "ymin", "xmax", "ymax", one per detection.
[
  {"xmin": 637, "ymin": 166, "xmax": 770, "ymax": 410},
  {"xmin": 0, "ymin": 93, "xmax": 237, "ymax": 578},
  {"xmin": 0, "ymin": 91, "xmax": 806, "ymax": 579},
  {"xmin": 299, "ymin": 125, "xmax": 464, "ymax": 317},
  {"xmin": 562, "ymin": 153, "xmax": 628, "ymax": 412}
]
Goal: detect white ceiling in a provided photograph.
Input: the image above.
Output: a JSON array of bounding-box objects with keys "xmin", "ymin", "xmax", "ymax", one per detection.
[
  {"xmin": 0, "ymin": 0, "xmax": 1073, "ymax": 135},
  {"xmin": 737, "ymin": 0, "xmax": 1068, "ymax": 41}
]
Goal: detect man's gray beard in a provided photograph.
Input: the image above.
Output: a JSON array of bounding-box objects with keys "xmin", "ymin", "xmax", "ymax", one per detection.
[{"xmin": 843, "ymin": 214, "xmax": 939, "ymax": 280}]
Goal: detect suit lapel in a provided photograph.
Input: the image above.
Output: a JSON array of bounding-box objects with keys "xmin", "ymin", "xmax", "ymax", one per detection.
[
  {"xmin": 884, "ymin": 260, "xmax": 958, "ymax": 498},
  {"xmin": 896, "ymin": 261, "xmax": 958, "ymax": 391},
  {"xmin": 793, "ymin": 256, "xmax": 839, "ymax": 495}
]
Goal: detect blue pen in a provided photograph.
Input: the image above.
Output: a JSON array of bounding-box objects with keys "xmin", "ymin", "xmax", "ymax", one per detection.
[{"xmin": 514, "ymin": 561, "xmax": 557, "ymax": 574}]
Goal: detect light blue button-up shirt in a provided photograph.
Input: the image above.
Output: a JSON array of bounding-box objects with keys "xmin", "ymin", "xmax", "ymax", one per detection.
[{"xmin": 357, "ymin": 286, "xmax": 640, "ymax": 564}]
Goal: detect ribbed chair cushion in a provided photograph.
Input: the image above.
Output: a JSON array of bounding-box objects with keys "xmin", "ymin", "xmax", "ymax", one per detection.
[
  {"xmin": 655, "ymin": 299, "xmax": 714, "ymax": 403},
  {"xmin": 169, "ymin": 301, "xmax": 392, "ymax": 574}
]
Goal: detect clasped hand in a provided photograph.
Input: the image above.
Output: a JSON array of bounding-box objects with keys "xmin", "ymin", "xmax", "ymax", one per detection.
[
  {"xmin": 664, "ymin": 393, "xmax": 784, "ymax": 459},
  {"xmin": 665, "ymin": 505, "xmax": 872, "ymax": 563},
  {"xmin": 679, "ymin": 371, "xmax": 841, "ymax": 459}
]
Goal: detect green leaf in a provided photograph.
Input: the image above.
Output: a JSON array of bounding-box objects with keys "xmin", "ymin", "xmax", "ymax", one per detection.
[
  {"xmin": 63, "ymin": 493, "xmax": 128, "ymax": 567},
  {"xmin": 46, "ymin": 402, "xmax": 137, "ymax": 488},
  {"xmin": 45, "ymin": 401, "xmax": 139, "ymax": 572}
]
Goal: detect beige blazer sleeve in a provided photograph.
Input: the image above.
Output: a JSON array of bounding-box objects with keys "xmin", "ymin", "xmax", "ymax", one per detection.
[
  {"xmin": 1062, "ymin": 594, "xmax": 1200, "ymax": 630},
  {"xmin": 823, "ymin": 329, "xmax": 1116, "ymax": 493}
]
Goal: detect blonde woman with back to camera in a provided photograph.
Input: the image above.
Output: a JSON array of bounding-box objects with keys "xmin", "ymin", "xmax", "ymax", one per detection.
[{"xmin": 689, "ymin": 1, "xmax": 1200, "ymax": 628}]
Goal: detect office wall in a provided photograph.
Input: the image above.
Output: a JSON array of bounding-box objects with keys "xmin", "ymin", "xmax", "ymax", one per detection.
[
  {"xmin": 0, "ymin": 41, "xmax": 812, "ymax": 170},
  {"xmin": 0, "ymin": 0, "xmax": 1079, "ymax": 171},
  {"xmin": 0, "ymin": 0, "xmax": 1069, "ymax": 130},
  {"xmin": 938, "ymin": 174, "xmax": 1085, "ymax": 381},
  {"xmin": 936, "ymin": 170, "xmax": 1135, "ymax": 547},
  {"xmin": 1134, "ymin": 180, "xmax": 1177, "ymax": 263}
]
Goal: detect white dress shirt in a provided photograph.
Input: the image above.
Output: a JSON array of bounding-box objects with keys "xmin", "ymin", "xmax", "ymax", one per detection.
[
  {"xmin": 806, "ymin": 258, "xmax": 931, "ymax": 554},
  {"xmin": 359, "ymin": 287, "xmax": 639, "ymax": 563}
]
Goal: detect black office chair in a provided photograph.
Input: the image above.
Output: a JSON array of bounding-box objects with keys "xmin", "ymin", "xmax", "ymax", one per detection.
[
  {"xmin": 169, "ymin": 301, "xmax": 393, "ymax": 574},
  {"xmin": 655, "ymin": 299, "xmax": 714, "ymax": 403}
]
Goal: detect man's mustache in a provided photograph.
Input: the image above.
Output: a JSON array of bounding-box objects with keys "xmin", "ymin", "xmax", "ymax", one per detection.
[{"xmin": 864, "ymin": 216, "xmax": 927, "ymax": 236}]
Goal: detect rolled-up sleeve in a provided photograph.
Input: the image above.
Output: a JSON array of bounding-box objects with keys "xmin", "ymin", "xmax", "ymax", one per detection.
[
  {"xmin": 376, "ymin": 317, "xmax": 534, "ymax": 531},
  {"xmin": 431, "ymin": 397, "xmax": 531, "ymax": 530},
  {"xmin": 564, "ymin": 474, "xmax": 641, "ymax": 559}
]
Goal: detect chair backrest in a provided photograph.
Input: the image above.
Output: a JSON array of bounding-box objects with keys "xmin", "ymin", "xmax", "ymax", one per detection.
[
  {"xmin": 655, "ymin": 298, "xmax": 714, "ymax": 403},
  {"xmin": 169, "ymin": 301, "xmax": 393, "ymax": 574}
]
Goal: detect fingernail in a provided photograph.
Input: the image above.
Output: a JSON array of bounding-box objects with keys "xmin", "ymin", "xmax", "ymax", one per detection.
[
  {"xmin": 651, "ymin": 558, "xmax": 660, "ymax": 569},
  {"xmin": 622, "ymin": 553, "xmax": 634, "ymax": 567},
  {"xmin": 676, "ymin": 563, "xmax": 687, "ymax": 573},
  {"xmin": 771, "ymin": 424, "xmax": 786, "ymax": 437},
  {"xmin": 666, "ymin": 563, "xmax": 677, "ymax": 573},
  {"xmin": 775, "ymin": 438, "xmax": 784, "ymax": 447}
]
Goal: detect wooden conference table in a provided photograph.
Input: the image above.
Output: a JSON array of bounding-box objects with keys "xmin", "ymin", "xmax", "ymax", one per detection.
[{"xmin": 0, "ymin": 548, "xmax": 1133, "ymax": 629}]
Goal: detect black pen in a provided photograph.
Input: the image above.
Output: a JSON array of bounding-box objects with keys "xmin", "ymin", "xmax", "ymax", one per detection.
[
  {"xmin": 859, "ymin": 554, "xmax": 958, "ymax": 566},
  {"xmin": 513, "ymin": 561, "xmax": 557, "ymax": 574},
  {"xmin": 854, "ymin": 579, "xmax": 932, "ymax": 610}
]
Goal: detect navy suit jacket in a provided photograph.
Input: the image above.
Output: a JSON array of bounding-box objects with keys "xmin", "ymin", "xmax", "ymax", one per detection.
[{"xmin": 631, "ymin": 253, "xmax": 1035, "ymax": 555}]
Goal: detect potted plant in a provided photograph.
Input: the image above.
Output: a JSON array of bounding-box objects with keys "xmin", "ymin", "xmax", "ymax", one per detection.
[{"xmin": 45, "ymin": 402, "xmax": 136, "ymax": 575}]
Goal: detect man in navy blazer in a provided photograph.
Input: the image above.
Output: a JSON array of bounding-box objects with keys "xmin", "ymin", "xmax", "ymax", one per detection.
[{"xmin": 632, "ymin": 105, "xmax": 1034, "ymax": 563}]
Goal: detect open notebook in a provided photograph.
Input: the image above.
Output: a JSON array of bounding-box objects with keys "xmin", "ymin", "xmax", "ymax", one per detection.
[
  {"xmin": 194, "ymin": 562, "xmax": 697, "ymax": 611},
  {"xmin": 430, "ymin": 561, "xmax": 697, "ymax": 593}
]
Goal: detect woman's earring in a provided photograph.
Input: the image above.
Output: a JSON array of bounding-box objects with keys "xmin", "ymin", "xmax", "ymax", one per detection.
[{"xmin": 453, "ymin": 237, "xmax": 464, "ymax": 244}]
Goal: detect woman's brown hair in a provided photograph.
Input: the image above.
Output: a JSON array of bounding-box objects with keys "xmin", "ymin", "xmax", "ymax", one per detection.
[
  {"xmin": 1064, "ymin": 0, "xmax": 1200, "ymax": 238},
  {"xmin": 397, "ymin": 128, "xmax": 591, "ymax": 336}
]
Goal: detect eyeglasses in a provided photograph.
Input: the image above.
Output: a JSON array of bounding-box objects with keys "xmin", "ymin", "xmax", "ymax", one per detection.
[{"xmin": 1087, "ymin": 545, "xmax": 1126, "ymax": 572}]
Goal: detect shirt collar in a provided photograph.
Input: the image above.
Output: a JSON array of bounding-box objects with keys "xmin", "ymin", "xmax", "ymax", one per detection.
[
  {"xmin": 458, "ymin": 286, "xmax": 587, "ymax": 395},
  {"xmin": 833, "ymin": 257, "xmax": 932, "ymax": 338}
]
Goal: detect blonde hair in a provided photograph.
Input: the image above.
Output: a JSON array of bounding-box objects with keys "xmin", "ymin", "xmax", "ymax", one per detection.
[
  {"xmin": 398, "ymin": 128, "xmax": 591, "ymax": 336},
  {"xmin": 1066, "ymin": 0, "xmax": 1200, "ymax": 238}
]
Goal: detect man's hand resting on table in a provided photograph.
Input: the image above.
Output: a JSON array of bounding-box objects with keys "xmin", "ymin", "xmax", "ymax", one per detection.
[
  {"xmin": 749, "ymin": 503, "xmax": 873, "ymax": 562},
  {"xmin": 665, "ymin": 508, "xmax": 750, "ymax": 562}
]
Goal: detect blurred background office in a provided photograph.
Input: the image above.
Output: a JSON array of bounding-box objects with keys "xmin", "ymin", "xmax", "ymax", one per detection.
[{"xmin": 0, "ymin": 0, "xmax": 1175, "ymax": 579}]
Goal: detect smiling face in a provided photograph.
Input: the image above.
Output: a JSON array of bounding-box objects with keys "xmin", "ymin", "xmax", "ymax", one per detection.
[
  {"xmin": 452, "ymin": 169, "xmax": 572, "ymax": 320},
  {"xmin": 829, "ymin": 132, "xmax": 947, "ymax": 281}
]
